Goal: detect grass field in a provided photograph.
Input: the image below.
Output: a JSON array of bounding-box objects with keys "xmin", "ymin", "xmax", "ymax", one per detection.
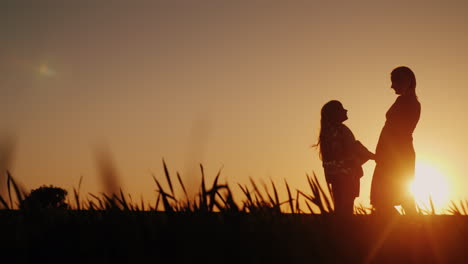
[
  {"xmin": 1, "ymin": 162, "xmax": 468, "ymax": 263},
  {"xmin": 2, "ymin": 211, "xmax": 468, "ymax": 263}
]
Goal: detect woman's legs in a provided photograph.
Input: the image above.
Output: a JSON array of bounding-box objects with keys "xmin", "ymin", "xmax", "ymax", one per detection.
[
  {"xmin": 373, "ymin": 200, "xmax": 399, "ymax": 216},
  {"xmin": 401, "ymin": 193, "xmax": 417, "ymax": 215}
]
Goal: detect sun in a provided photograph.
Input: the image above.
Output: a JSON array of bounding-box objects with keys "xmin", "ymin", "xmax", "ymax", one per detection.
[{"xmin": 409, "ymin": 162, "xmax": 450, "ymax": 213}]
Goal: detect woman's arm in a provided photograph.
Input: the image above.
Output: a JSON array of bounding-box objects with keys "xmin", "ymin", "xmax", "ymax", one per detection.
[{"xmin": 355, "ymin": 140, "xmax": 375, "ymax": 164}]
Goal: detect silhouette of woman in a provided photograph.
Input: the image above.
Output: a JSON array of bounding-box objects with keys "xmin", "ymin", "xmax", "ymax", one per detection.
[
  {"xmin": 370, "ymin": 66, "xmax": 421, "ymax": 215},
  {"xmin": 316, "ymin": 100, "xmax": 375, "ymax": 215}
]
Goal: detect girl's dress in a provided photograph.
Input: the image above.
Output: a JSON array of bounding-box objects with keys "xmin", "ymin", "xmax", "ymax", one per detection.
[{"xmin": 321, "ymin": 123, "xmax": 373, "ymax": 214}]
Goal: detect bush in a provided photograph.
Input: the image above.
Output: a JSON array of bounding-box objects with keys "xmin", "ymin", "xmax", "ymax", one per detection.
[{"xmin": 21, "ymin": 185, "xmax": 68, "ymax": 210}]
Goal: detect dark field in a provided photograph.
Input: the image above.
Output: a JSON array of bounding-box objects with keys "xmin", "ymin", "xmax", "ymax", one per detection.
[
  {"xmin": 1, "ymin": 211, "xmax": 468, "ymax": 264},
  {"xmin": 1, "ymin": 164, "xmax": 468, "ymax": 264}
]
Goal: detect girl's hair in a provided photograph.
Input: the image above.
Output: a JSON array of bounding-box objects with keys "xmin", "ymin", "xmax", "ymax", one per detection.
[
  {"xmin": 313, "ymin": 100, "xmax": 343, "ymax": 159},
  {"xmin": 391, "ymin": 66, "xmax": 417, "ymax": 97}
]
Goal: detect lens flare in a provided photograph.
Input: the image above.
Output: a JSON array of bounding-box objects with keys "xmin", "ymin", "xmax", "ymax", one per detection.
[{"xmin": 38, "ymin": 64, "xmax": 56, "ymax": 77}]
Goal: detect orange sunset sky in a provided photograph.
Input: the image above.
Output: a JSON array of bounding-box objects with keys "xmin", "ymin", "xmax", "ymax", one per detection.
[{"xmin": 1, "ymin": 1, "xmax": 467, "ymax": 210}]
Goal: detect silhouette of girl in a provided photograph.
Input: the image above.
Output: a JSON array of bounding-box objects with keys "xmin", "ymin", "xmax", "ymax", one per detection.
[
  {"xmin": 370, "ymin": 66, "xmax": 421, "ymax": 215},
  {"xmin": 316, "ymin": 100, "xmax": 375, "ymax": 215}
]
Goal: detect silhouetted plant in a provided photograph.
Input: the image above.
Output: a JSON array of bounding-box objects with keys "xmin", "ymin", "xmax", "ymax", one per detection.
[
  {"xmin": 447, "ymin": 200, "xmax": 468, "ymax": 215},
  {"xmin": 21, "ymin": 185, "xmax": 69, "ymax": 210}
]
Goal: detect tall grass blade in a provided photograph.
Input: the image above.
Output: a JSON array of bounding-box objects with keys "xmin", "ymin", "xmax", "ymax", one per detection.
[
  {"xmin": 238, "ymin": 184, "xmax": 253, "ymax": 211},
  {"xmin": 305, "ymin": 200, "xmax": 314, "ymax": 214},
  {"xmin": 102, "ymin": 193, "xmax": 118, "ymax": 209},
  {"xmin": 249, "ymin": 178, "xmax": 266, "ymax": 205},
  {"xmin": 140, "ymin": 195, "xmax": 145, "ymax": 211},
  {"xmin": 314, "ymin": 172, "xmax": 333, "ymax": 212},
  {"xmin": 0, "ymin": 194, "xmax": 9, "ymax": 209},
  {"xmin": 295, "ymin": 190, "xmax": 300, "ymax": 214},
  {"xmin": 88, "ymin": 192, "xmax": 101, "ymax": 202},
  {"xmin": 155, "ymin": 192, "xmax": 161, "ymax": 211},
  {"xmin": 116, "ymin": 188, "xmax": 129, "ymax": 210},
  {"xmin": 271, "ymin": 180, "xmax": 280, "ymax": 211},
  {"xmin": 7, "ymin": 171, "xmax": 24, "ymax": 209},
  {"xmin": 305, "ymin": 172, "xmax": 334, "ymax": 214},
  {"xmin": 176, "ymin": 172, "xmax": 188, "ymax": 201},
  {"xmin": 460, "ymin": 200, "xmax": 467, "ymax": 215},
  {"xmin": 429, "ymin": 195, "xmax": 436, "ymax": 215},
  {"xmin": 447, "ymin": 200, "xmax": 468, "ymax": 215},
  {"xmin": 416, "ymin": 203, "xmax": 423, "ymax": 215},
  {"xmin": 153, "ymin": 175, "xmax": 174, "ymax": 213},
  {"xmin": 73, "ymin": 188, "xmax": 80, "ymax": 210},
  {"xmin": 306, "ymin": 174, "xmax": 322, "ymax": 212},
  {"xmin": 127, "ymin": 194, "xmax": 136, "ymax": 211},
  {"xmin": 200, "ymin": 164, "xmax": 207, "ymax": 211},
  {"xmin": 162, "ymin": 159, "xmax": 175, "ymax": 197},
  {"xmin": 87, "ymin": 200, "xmax": 96, "ymax": 210},
  {"xmin": 89, "ymin": 192, "xmax": 104, "ymax": 210},
  {"xmin": 355, "ymin": 204, "xmax": 371, "ymax": 215},
  {"xmin": 260, "ymin": 181, "xmax": 274, "ymax": 203},
  {"xmin": 284, "ymin": 179, "xmax": 294, "ymax": 214},
  {"xmin": 7, "ymin": 172, "xmax": 12, "ymax": 209},
  {"xmin": 211, "ymin": 166, "xmax": 223, "ymax": 190},
  {"xmin": 207, "ymin": 167, "xmax": 224, "ymax": 212},
  {"xmin": 224, "ymin": 185, "xmax": 239, "ymax": 212},
  {"xmin": 73, "ymin": 176, "xmax": 83, "ymax": 210}
]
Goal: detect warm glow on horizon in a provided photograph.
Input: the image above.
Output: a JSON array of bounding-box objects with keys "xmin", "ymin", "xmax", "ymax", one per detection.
[{"xmin": 410, "ymin": 162, "xmax": 450, "ymax": 213}]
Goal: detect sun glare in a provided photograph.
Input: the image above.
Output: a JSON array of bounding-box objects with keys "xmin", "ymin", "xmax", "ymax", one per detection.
[
  {"xmin": 38, "ymin": 63, "xmax": 56, "ymax": 77},
  {"xmin": 410, "ymin": 162, "xmax": 450, "ymax": 213}
]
